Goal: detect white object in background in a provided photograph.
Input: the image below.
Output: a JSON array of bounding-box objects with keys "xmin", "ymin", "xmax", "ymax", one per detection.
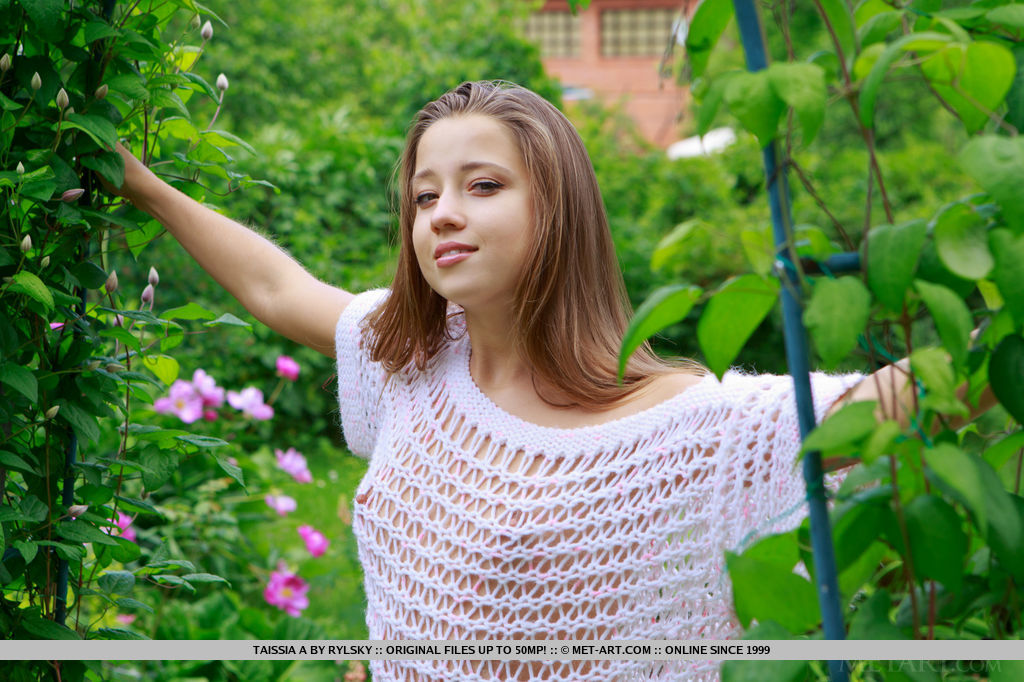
[{"xmin": 667, "ymin": 127, "xmax": 737, "ymax": 159}]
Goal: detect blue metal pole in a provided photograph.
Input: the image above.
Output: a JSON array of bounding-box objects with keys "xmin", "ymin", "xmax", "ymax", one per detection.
[{"xmin": 731, "ymin": 2, "xmax": 849, "ymax": 680}]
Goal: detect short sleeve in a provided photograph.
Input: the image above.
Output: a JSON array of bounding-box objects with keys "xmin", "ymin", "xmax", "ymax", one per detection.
[
  {"xmin": 712, "ymin": 371, "xmax": 864, "ymax": 548},
  {"xmin": 335, "ymin": 289, "xmax": 391, "ymax": 458}
]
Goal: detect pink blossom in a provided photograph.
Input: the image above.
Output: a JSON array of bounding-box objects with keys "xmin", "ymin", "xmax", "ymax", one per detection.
[
  {"xmin": 276, "ymin": 355, "xmax": 300, "ymax": 381},
  {"xmin": 102, "ymin": 511, "xmax": 136, "ymax": 543},
  {"xmin": 49, "ymin": 322, "xmax": 65, "ymax": 331},
  {"xmin": 191, "ymin": 369, "xmax": 224, "ymax": 408},
  {"xmin": 153, "ymin": 380, "xmax": 203, "ymax": 423},
  {"xmin": 263, "ymin": 563, "xmax": 309, "ymax": 617},
  {"xmin": 265, "ymin": 494, "xmax": 296, "ymax": 516},
  {"xmin": 203, "ymin": 409, "xmax": 218, "ymax": 421},
  {"xmin": 298, "ymin": 524, "xmax": 329, "ymax": 557},
  {"xmin": 227, "ymin": 387, "xmax": 273, "ymax": 420},
  {"xmin": 115, "ymin": 614, "xmax": 137, "ymax": 625},
  {"xmin": 275, "ymin": 447, "xmax": 312, "ymax": 483}
]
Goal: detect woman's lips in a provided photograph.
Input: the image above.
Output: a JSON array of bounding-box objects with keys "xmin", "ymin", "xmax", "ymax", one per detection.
[{"xmin": 434, "ymin": 242, "xmax": 477, "ymax": 267}]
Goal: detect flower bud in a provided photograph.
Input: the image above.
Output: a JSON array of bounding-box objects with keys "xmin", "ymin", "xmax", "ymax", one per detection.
[
  {"xmin": 141, "ymin": 283, "xmax": 154, "ymax": 305},
  {"xmin": 56, "ymin": 87, "xmax": 69, "ymax": 109},
  {"xmin": 40, "ymin": 255, "xmax": 50, "ymax": 268},
  {"xmin": 31, "ymin": 72, "xmax": 41, "ymax": 91},
  {"xmin": 86, "ymin": 360, "xmax": 101, "ymax": 371},
  {"xmin": 61, "ymin": 188, "xmax": 85, "ymax": 202},
  {"xmin": 68, "ymin": 504, "xmax": 89, "ymax": 519},
  {"xmin": 105, "ymin": 362, "xmax": 124, "ymax": 373},
  {"xmin": 105, "ymin": 269, "xmax": 119, "ymax": 294},
  {"xmin": 148, "ymin": 266, "xmax": 159, "ymax": 287},
  {"xmin": 0, "ymin": 53, "xmax": 11, "ymax": 73},
  {"xmin": 65, "ymin": 106, "xmax": 74, "ymax": 116},
  {"xmin": 201, "ymin": 21, "xmax": 213, "ymax": 41},
  {"xmin": 20, "ymin": 234, "xmax": 32, "ymax": 253},
  {"xmin": 216, "ymin": 73, "xmax": 229, "ymax": 92},
  {"xmin": 94, "ymin": 83, "xmax": 108, "ymax": 100},
  {"xmin": 16, "ymin": 161, "xmax": 24, "ymax": 175},
  {"xmin": 44, "ymin": 405, "xmax": 60, "ymax": 420}
]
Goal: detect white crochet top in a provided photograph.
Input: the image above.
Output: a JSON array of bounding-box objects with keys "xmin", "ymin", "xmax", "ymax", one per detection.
[{"xmin": 335, "ymin": 289, "xmax": 861, "ymax": 681}]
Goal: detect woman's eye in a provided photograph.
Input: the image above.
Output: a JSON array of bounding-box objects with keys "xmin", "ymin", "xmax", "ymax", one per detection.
[
  {"xmin": 472, "ymin": 180, "xmax": 502, "ymax": 193},
  {"xmin": 414, "ymin": 192, "xmax": 437, "ymax": 207}
]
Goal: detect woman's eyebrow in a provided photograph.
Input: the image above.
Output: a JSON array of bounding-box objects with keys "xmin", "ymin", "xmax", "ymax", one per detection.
[{"xmin": 412, "ymin": 161, "xmax": 512, "ymax": 183}]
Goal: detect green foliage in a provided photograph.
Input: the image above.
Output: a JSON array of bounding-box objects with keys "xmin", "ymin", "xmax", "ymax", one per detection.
[{"xmin": 623, "ymin": 0, "xmax": 1024, "ymax": 659}]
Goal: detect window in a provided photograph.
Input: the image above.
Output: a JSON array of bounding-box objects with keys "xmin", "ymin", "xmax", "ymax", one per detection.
[
  {"xmin": 523, "ymin": 11, "xmax": 581, "ymax": 58},
  {"xmin": 601, "ymin": 8, "xmax": 678, "ymax": 57}
]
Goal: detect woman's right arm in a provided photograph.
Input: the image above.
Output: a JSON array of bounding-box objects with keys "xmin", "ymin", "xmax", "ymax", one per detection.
[{"xmin": 115, "ymin": 144, "xmax": 354, "ymax": 358}]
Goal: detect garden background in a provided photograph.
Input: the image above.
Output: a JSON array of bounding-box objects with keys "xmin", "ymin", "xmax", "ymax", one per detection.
[{"xmin": 2, "ymin": 0, "xmax": 1022, "ymax": 681}]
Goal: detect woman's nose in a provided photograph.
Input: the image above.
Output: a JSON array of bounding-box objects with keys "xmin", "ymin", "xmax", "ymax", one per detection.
[{"xmin": 430, "ymin": 191, "xmax": 466, "ymax": 233}]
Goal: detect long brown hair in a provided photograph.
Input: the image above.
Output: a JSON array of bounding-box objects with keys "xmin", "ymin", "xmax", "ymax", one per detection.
[{"xmin": 366, "ymin": 80, "xmax": 699, "ymax": 409}]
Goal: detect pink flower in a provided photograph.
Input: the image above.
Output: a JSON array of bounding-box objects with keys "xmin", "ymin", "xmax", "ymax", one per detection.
[
  {"xmin": 102, "ymin": 511, "xmax": 136, "ymax": 543},
  {"xmin": 191, "ymin": 369, "xmax": 224, "ymax": 408},
  {"xmin": 115, "ymin": 614, "xmax": 137, "ymax": 625},
  {"xmin": 153, "ymin": 380, "xmax": 203, "ymax": 424},
  {"xmin": 276, "ymin": 355, "xmax": 300, "ymax": 381},
  {"xmin": 263, "ymin": 563, "xmax": 309, "ymax": 617},
  {"xmin": 275, "ymin": 447, "xmax": 312, "ymax": 483},
  {"xmin": 203, "ymin": 409, "xmax": 218, "ymax": 421},
  {"xmin": 265, "ymin": 494, "xmax": 296, "ymax": 516},
  {"xmin": 227, "ymin": 387, "xmax": 273, "ymax": 420},
  {"xmin": 298, "ymin": 524, "xmax": 329, "ymax": 557},
  {"xmin": 49, "ymin": 322, "xmax": 65, "ymax": 331}
]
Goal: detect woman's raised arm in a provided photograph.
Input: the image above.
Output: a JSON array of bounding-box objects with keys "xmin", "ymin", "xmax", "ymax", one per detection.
[{"xmin": 113, "ymin": 144, "xmax": 354, "ymax": 358}]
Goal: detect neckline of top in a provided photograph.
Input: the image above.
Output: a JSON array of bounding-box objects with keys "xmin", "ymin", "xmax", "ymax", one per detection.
[{"xmin": 446, "ymin": 332, "xmax": 720, "ymax": 444}]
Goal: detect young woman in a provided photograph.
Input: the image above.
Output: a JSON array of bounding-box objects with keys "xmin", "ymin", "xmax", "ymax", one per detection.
[{"xmin": 116, "ymin": 80, "xmax": 914, "ymax": 681}]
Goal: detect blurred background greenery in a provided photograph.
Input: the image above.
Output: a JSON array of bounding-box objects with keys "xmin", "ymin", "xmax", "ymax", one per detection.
[{"xmin": 102, "ymin": 0, "xmax": 973, "ymax": 676}]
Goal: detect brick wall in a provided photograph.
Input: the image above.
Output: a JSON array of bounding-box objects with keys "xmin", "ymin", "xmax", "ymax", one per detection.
[{"xmin": 528, "ymin": 0, "xmax": 698, "ymax": 148}]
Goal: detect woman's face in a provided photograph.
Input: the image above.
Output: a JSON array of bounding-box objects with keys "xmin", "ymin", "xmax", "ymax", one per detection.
[{"xmin": 410, "ymin": 114, "xmax": 534, "ymax": 313}]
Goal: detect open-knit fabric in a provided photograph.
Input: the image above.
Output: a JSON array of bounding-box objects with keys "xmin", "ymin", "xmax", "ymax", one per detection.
[{"xmin": 335, "ymin": 289, "xmax": 862, "ymax": 681}]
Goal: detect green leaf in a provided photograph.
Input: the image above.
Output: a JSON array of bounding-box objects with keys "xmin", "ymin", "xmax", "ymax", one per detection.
[
  {"xmin": 183, "ymin": 572, "xmax": 230, "ymax": 587},
  {"xmin": 71, "ymin": 261, "xmax": 111, "ymax": 289},
  {"xmin": 57, "ymin": 520, "xmax": 119, "ymax": 546},
  {"xmin": 989, "ymin": 229, "xmax": 1024, "ymax": 324},
  {"xmin": 63, "ymin": 113, "xmax": 118, "ymax": 151},
  {"xmin": 858, "ymin": 11, "xmax": 902, "ymax": 49},
  {"xmin": 215, "ymin": 454, "xmax": 245, "ymax": 489},
  {"xmin": 722, "ymin": 620, "xmax": 808, "ymax": 681},
  {"xmin": 695, "ymin": 73, "xmax": 735, "ymax": 136},
  {"xmin": 697, "ymin": 274, "xmax": 780, "ymax": 379},
  {"xmin": 933, "ymin": 203, "xmax": 993, "ymax": 281},
  {"xmin": 990, "ymin": 335, "xmax": 1024, "ymax": 424},
  {"xmin": 920, "ymin": 41, "xmax": 1016, "ymax": 133},
  {"xmin": 804, "ymin": 277, "xmax": 870, "ymax": 368},
  {"xmin": 142, "ymin": 354, "xmax": 179, "ymax": 385},
  {"xmin": 95, "ymin": 627, "xmax": 150, "ymax": 640},
  {"xmin": 161, "ymin": 301, "xmax": 217, "ymax": 321},
  {"xmin": 0, "ymin": 450, "xmax": 40, "ymax": 475},
  {"xmin": 725, "ymin": 536, "xmax": 819, "ymax": 633},
  {"xmin": 861, "ymin": 419, "xmax": 901, "ymax": 465},
  {"xmin": 8, "ymin": 271, "xmax": 55, "ymax": 311},
  {"xmin": 983, "ymin": 431, "xmax": 1024, "ymax": 471},
  {"xmin": 848, "ymin": 590, "xmax": 905, "ymax": 640},
  {"xmin": 924, "ymin": 443, "xmax": 1022, "ymax": 556},
  {"xmin": 767, "ymin": 62, "xmax": 826, "ymax": 145},
  {"xmin": 916, "ymin": 237, "xmax": 975, "ymax": 299},
  {"xmin": 110, "ymin": 536, "xmax": 142, "ymax": 564},
  {"xmin": 960, "ymin": 135, "xmax": 1024, "ymax": 234},
  {"xmin": 0, "ymin": 363, "xmax": 38, "ymax": 402},
  {"xmin": 58, "ymin": 401, "xmax": 101, "ymax": 444},
  {"xmin": 866, "ymin": 219, "xmax": 928, "ymax": 311},
  {"xmin": 913, "ymin": 280, "xmax": 973, "ymax": 369},
  {"xmin": 685, "ymin": 0, "xmax": 733, "ymax": 80},
  {"xmin": 141, "ymin": 451, "xmax": 178, "ymax": 491},
  {"xmin": 81, "ymin": 152, "xmax": 125, "ymax": 189},
  {"xmin": 724, "ymin": 70, "xmax": 786, "ymax": 146},
  {"xmin": 1004, "ymin": 46, "xmax": 1024, "ymax": 133},
  {"xmin": 911, "ymin": 347, "xmax": 968, "ymax": 417},
  {"xmin": 13, "ymin": 540, "xmax": 38, "ymax": 565},
  {"xmin": 619, "ymin": 284, "xmax": 701, "ymax": 381},
  {"xmin": 20, "ymin": 495, "xmax": 48, "ymax": 523},
  {"xmin": 175, "ymin": 434, "xmax": 228, "ymax": 448},
  {"xmin": 740, "ymin": 228, "xmax": 774, "ymax": 276},
  {"xmin": 903, "ymin": 494, "xmax": 967, "ymax": 592},
  {"xmin": 859, "ymin": 32, "xmax": 952, "ymax": 129},
  {"xmin": 801, "ymin": 401, "xmax": 878, "ymax": 456},
  {"xmin": 817, "ymin": 0, "xmax": 856, "ymax": 60},
  {"xmin": 34, "ymin": 540, "xmax": 86, "ymax": 561},
  {"xmin": 20, "ymin": 612, "xmax": 81, "ymax": 640},
  {"xmin": 205, "ymin": 313, "xmax": 251, "ymax": 328},
  {"xmin": 651, "ymin": 219, "xmax": 703, "ymax": 272},
  {"xmin": 201, "ymin": 129, "xmax": 256, "ymax": 155},
  {"xmin": 19, "ymin": 0, "xmax": 64, "ymax": 42},
  {"xmin": 98, "ymin": 570, "xmax": 136, "ymax": 596},
  {"xmin": 987, "ymin": 5, "xmax": 1024, "ymax": 30}
]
